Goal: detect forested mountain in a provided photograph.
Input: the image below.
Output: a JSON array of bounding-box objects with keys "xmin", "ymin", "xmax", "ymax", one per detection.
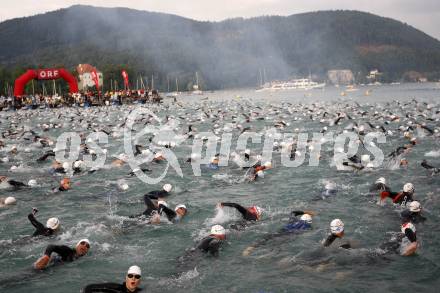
[{"xmin": 1, "ymin": 5, "xmax": 440, "ymax": 91}]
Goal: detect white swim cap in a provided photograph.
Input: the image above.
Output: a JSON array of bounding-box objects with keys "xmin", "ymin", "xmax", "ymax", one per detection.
[
  {"xmin": 244, "ymin": 149, "xmax": 250, "ymax": 155},
  {"xmin": 408, "ymin": 201, "xmax": 421, "ymax": 212},
  {"xmin": 4, "ymin": 196, "xmax": 16, "ymax": 205},
  {"xmin": 256, "ymin": 170, "xmax": 264, "ymax": 178},
  {"xmin": 211, "ymin": 224, "xmax": 226, "ymax": 236},
  {"xmin": 119, "ymin": 183, "xmax": 129, "ymax": 190},
  {"xmin": 157, "ymin": 200, "xmax": 168, "ymax": 208},
  {"xmin": 62, "ymin": 162, "xmax": 70, "ymax": 170},
  {"xmin": 375, "ymin": 177, "xmax": 386, "ymax": 185},
  {"xmin": 163, "ymin": 184, "xmax": 172, "ymax": 192},
  {"xmin": 73, "ymin": 160, "xmax": 84, "ymax": 169},
  {"xmin": 127, "ymin": 265, "xmax": 141, "ymax": 276},
  {"xmin": 46, "ymin": 217, "xmax": 60, "ymax": 230},
  {"xmin": 10, "ymin": 165, "xmax": 18, "ymax": 171},
  {"xmin": 175, "ymin": 204, "xmax": 187, "ymax": 211},
  {"xmin": 28, "ymin": 179, "xmax": 37, "ymax": 187},
  {"xmin": 361, "ymin": 154, "xmax": 370, "ymax": 163},
  {"xmin": 403, "ymin": 183, "xmax": 414, "ymax": 193},
  {"xmin": 325, "ymin": 182, "xmax": 336, "ymax": 190},
  {"xmin": 330, "ymin": 219, "xmax": 344, "ymax": 234},
  {"xmin": 76, "ymin": 239, "xmax": 90, "ymax": 247},
  {"xmin": 263, "ymin": 161, "xmax": 272, "ymax": 168},
  {"xmin": 300, "ymin": 214, "xmax": 312, "ymax": 224}
]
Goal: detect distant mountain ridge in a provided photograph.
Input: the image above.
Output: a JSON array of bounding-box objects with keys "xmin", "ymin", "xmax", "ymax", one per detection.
[{"xmin": 1, "ymin": 5, "xmax": 439, "ymax": 90}]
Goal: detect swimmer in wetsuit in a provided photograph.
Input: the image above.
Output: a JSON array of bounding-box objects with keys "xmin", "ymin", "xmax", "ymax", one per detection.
[
  {"xmin": 323, "ymin": 219, "xmax": 351, "ymax": 249},
  {"xmin": 243, "ymin": 211, "xmax": 314, "ymax": 256},
  {"xmin": 144, "ymin": 184, "xmax": 173, "ymax": 199},
  {"xmin": 380, "ymin": 182, "xmax": 414, "ymax": 206},
  {"xmin": 178, "ymin": 224, "xmax": 227, "ymax": 267},
  {"xmin": 83, "ymin": 265, "xmax": 142, "ymax": 293},
  {"xmin": 421, "ymin": 159, "xmax": 440, "ymax": 175},
  {"xmin": 28, "ymin": 208, "xmax": 60, "ymax": 237},
  {"xmin": 33, "ymin": 239, "xmax": 90, "ymax": 270},
  {"xmin": 369, "ymin": 177, "xmax": 390, "ymax": 193},
  {"xmin": 129, "ymin": 194, "xmax": 160, "ymax": 222},
  {"xmin": 195, "ymin": 225, "xmax": 226, "ymax": 257},
  {"xmin": 0, "ymin": 175, "xmax": 27, "ymax": 190},
  {"xmin": 381, "ymin": 220, "xmax": 419, "ymax": 256},
  {"xmin": 400, "ymin": 201, "xmax": 426, "ymax": 224},
  {"xmin": 157, "ymin": 201, "xmax": 187, "ymax": 223},
  {"xmin": 0, "ymin": 196, "xmax": 16, "ymax": 207},
  {"xmin": 52, "ymin": 177, "xmax": 71, "ymax": 192},
  {"xmin": 218, "ymin": 202, "xmax": 262, "ymax": 230}
]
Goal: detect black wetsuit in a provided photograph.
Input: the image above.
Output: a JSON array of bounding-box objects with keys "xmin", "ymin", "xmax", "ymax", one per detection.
[
  {"xmin": 222, "ymin": 203, "xmax": 257, "ymax": 221},
  {"xmin": 381, "ymin": 191, "xmax": 413, "ymax": 206},
  {"xmin": 28, "ymin": 214, "xmax": 54, "ymax": 237},
  {"xmin": 421, "ymin": 160, "xmax": 439, "ymax": 174},
  {"xmin": 37, "ymin": 150, "xmax": 55, "ymax": 162},
  {"xmin": 6, "ymin": 179, "xmax": 26, "ymax": 189},
  {"xmin": 83, "ymin": 282, "xmax": 142, "ymax": 293},
  {"xmin": 144, "ymin": 190, "xmax": 170, "ymax": 199},
  {"xmin": 196, "ymin": 236, "xmax": 223, "ymax": 256},
  {"xmin": 323, "ymin": 234, "xmax": 351, "ymax": 249},
  {"xmin": 129, "ymin": 195, "xmax": 158, "ymax": 218},
  {"xmin": 251, "ymin": 211, "xmax": 311, "ymax": 248},
  {"xmin": 44, "ymin": 245, "xmax": 77, "ymax": 262},
  {"xmin": 52, "ymin": 186, "xmax": 69, "ymax": 192},
  {"xmin": 158, "ymin": 204, "xmax": 182, "ymax": 223},
  {"xmin": 222, "ymin": 202, "xmax": 257, "ymax": 230},
  {"xmin": 401, "ymin": 209, "xmax": 426, "ymax": 224},
  {"xmin": 380, "ymin": 225, "xmax": 417, "ymax": 254}
]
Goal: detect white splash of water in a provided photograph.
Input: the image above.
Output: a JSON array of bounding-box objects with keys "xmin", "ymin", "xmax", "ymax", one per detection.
[{"xmin": 425, "ymin": 150, "xmax": 440, "ymax": 157}]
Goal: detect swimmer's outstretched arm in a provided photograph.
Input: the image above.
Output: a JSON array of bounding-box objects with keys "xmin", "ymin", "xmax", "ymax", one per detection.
[
  {"xmin": 34, "ymin": 245, "xmax": 70, "ymax": 269},
  {"xmin": 36, "ymin": 151, "xmax": 55, "ymax": 162},
  {"xmin": 27, "ymin": 213, "xmax": 45, "ymax": 231},
  {"xmin": 143, "ymin": 194, "xmax": 157, "ymax": 210},
  {"xmin": 159, "ymin": 204, "xmax": 177, "ymax": 222},
  {"xmin": 221, "ymin": 202, "xmax": 248, "ymax": 218},
  {"xmin": 7, "ymin": 179, "xmax": 26, "ymax": 187},
  {"xmin": 323, "ymin": 234, "xmax": 337, "ymax": 247},
  {"xmin": 421, "ymin": 160, "xmax": 435, "ymax": 169}
]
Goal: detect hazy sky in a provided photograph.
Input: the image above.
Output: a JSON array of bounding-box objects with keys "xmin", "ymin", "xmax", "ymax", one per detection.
[{"xmin": 1, "ymin": 0, "xmax": 439, "ymax": 39}]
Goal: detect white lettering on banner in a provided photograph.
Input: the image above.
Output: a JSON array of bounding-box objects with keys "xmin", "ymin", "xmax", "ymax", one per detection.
[{"xmin": 38, "ymin": 69, "xmax": 60, "ymax": 80}]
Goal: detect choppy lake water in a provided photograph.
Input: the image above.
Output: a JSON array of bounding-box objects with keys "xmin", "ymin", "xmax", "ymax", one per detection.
[{"xmin": 1, "ymin": 83, "xmax": 440, "ymax": 292}]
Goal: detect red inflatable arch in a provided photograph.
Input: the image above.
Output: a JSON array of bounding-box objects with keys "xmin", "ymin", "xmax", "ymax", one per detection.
[{"xmin": 14, "ymin": 68, "xmax": 79, "ymax": 97}]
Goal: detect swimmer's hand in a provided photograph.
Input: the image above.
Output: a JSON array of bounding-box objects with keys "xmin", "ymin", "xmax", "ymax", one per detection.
[
  {"xmin": 34, "ymin": 255, "xmax": 50, "ymax": 270},
  {"xmin": 32, "ymin": 207, "xmax": 38, "ymax": 215},
  {"xmin": 401, "ymin": 242, "xmax": 418, "ymax": 256},
  {"xmin": 217, "ymin": 203, "xmax": 224, "ymax": 209},
  {"xmin": 303, "ymin": 210, "xmax": 315, "ymax": 216},
  {"xmin": 242, "ymin": 246, "xmax": 255, "ymax": 256}
]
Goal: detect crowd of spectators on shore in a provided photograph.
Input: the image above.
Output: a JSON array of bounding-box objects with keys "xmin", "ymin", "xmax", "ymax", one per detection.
[{"xmin": 0, "ymin": 89, "xmax": 162, "ymax": 111}]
